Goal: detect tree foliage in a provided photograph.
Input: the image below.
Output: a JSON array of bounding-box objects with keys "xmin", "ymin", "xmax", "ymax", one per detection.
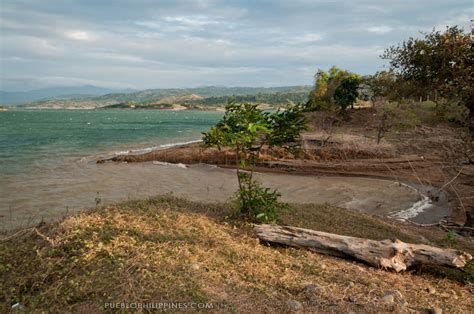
[
  {"xmin": 382, "ymin": 26, "xmax": 473, "ymax": 125},
  {"xmin": 363, "ymin": 71, "xmax": 398, "ymax": 100},
  {"xmin": 312, "ymin": 67, "xmax": 350, "ymax": 101},
  {"xmin": 202, "ymin": 103, "xmax": 307, "ymax": 222},
  {"xmin": 306, "ymin": 66, "xmax": 360, "ymax": 112},
  {"xmin": 334, "ymin": 75, "xmax": 360, "ymax": 111}
]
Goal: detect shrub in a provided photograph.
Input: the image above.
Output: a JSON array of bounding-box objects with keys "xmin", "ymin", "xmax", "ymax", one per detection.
[
  {"xmin": 202, "ymin": 103, "xmax": 306, "ymax": 223},
  {"xmin": 233, "ymin": 172, "xmax": 287, "ymax": 223}
]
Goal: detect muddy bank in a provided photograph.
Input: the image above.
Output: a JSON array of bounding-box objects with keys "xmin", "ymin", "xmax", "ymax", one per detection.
[
  {"xmin": 96, "ymin": 142, "xmax": 458, "ymax": 225},
  {"xmin": 1, "ymin": 159, "xmax": 448, "ymax": 230}
]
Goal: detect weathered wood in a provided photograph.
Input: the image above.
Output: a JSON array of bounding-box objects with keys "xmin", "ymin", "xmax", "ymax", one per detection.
[{"xmin": 255, "ymin": 224, "xmax": 472, "ymax": 272}]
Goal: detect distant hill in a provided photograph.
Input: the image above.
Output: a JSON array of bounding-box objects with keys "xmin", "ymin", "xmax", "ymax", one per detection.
[
  {"xmin": 0, "ymin": 85, "xmax": 137, "ymax": 105},
  {"xmin": 20, "ymin": 86, "xmax": 312, "ymax": 109}
]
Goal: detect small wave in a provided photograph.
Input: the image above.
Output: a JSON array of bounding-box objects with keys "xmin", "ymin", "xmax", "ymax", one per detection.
[
  {"xmin": 152, "ymin": 161, "xmax": 188, "ymax": 169},
  {"xmin": 113, "ymin": 139, "xmax": 203, "ymax": 156}
]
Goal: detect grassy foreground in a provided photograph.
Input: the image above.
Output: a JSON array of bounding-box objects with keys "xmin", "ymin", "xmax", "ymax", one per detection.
[{"xmin": 1, "ymin": 196, "xmax": 473, "ymax": 312}]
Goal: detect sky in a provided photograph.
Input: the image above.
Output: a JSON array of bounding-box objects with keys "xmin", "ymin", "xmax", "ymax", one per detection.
[{"xmin": 0, "ymin": 0, "xmax": 471, "ymax": 91}]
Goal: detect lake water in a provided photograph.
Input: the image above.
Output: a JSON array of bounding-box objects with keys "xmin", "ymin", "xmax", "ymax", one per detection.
[
  {"xmin": 0, "ymin": 109, "xmax": 222, "ymax": 175},
  {"xmin": 0, "ymin": 109, "xmax": 222, "ymax": 228}
]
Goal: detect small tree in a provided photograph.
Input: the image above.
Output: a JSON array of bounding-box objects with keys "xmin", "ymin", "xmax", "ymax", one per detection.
[
  {"xmin": 334, "ymin": 74, "xmax": 360, "ymax": 111},
  {"xmin": 363, "ymin": 71, "xmax": 397, "ymax": 105},
  {"xmin": 202, "ymin": 103, "xmax": 307, "ymax": 223},
  {"xmin": 306, "ymin": 67, "xmax": 360, "ymax": 112}
]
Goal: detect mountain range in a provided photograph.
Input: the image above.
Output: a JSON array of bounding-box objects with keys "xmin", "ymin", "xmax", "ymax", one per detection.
[{"xmin": 1, "ymin": 85, "xmax": 312, "ymax": 109}]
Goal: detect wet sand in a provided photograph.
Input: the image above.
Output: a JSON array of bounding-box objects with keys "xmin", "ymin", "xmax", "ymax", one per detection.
[{"xmin": 0, "ymin": 157, "xmax": 449, "ymax": 231}]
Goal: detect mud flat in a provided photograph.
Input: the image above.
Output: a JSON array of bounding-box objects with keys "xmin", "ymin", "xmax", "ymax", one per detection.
[
  {"xmin": 98, "ymin": 142, "xmax": 453, "ymax": 224},
  {"xmin": 1, "ymin": 154, "xmax": 449, "ymax": 231}
]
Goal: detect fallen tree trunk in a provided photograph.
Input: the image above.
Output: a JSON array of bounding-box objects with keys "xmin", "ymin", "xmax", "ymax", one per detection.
[{"xmin": 255, "ymin": 224, "xmax": 472, "ymax": 272}]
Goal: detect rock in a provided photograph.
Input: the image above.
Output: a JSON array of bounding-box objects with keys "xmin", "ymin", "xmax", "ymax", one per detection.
[
  {"xmin": 399, "ymin": 299, "xmax": 409, "ymax": 307},
  {"xmin": 382, "ymin": 294, "xmax": 394, "ymax": 304},
  {"xmin": 348, "ymin": 296, "xmax": 356, "ymax": 302},
  {"xmin": 189, "ymin": 263, "xmax": 200, "ymax": 271},
  {"xmin": 286, "ymin": 300, "xmax": 303, "ymax": 311},
  {"xmin": 383, "ymin": 290, "xmax": 402, "ymax": 303},
  {"xmin": 427, "ymin": 286, "xmax": 436, "ymax": 294},
  {"xmin": 304, "ymin": 283, "xmax": 322, "ymax": 294},
  {"xmin": 428, "ymin": 308, "xmax": 442, "ymax": 314},
  {"xmin": 11, "ymin": 303, "xmax": 22, "ymax": 310},
  {"xmin": 347, "ymin": 281, "xmax": 355, "ymax": 288}
]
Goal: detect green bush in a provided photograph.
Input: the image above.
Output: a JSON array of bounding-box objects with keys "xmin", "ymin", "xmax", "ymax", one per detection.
[
  {"xmin": 233, "ymin": 172, "xmax": 286, "ymax": 223},
  {"xmin": 202, "ymin": 103, "xmax": 307, "ymax": 223},
  {"xmin": 435, "ymin": 101, "xmax": 469, "ymax": 125}
]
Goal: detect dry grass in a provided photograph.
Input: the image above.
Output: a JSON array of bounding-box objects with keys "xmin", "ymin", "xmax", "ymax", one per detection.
[
  {"xmin": 302, "ymin": 132, "xmax": 396, "ymax": 161},
  {"xmin": 1, "ymin": 195, "xmax": 473, "ymax": 312}
]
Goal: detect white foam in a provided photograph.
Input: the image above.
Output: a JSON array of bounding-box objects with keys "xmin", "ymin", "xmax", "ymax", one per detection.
[
  {"xmin": 388, "ymin": 182, "xmax": 432, "ymax": 221},
  {"xmin": 113, "ymin": 139, "xmax": 203, "ymax": 156},
  {"xmin": 152, "ymin": 161, "xmax": 188, "ymax": 169},
  {"xmin": 389, "ymin": 194, "xmax": 432, "ymax": 221}
]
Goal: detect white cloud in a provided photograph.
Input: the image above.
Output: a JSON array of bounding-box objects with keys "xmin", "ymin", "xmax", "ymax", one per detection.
[
  {"xmin": 435, "ymin": 13, "xmax": 471, "ymax": 30},
  {"xmin": 291, "ymin": 33, "xmax": 323, "ymax": 44},
  {"xmin": 38, "ymin": 76, "xmax": 134, "ymax": 88},
  {"xmin": 163, "ymin": 15, "xmax": 221, "ymax": 27},
  {"xmin": 0, "ymin": 0, "xmax": 470, "ymax": 90},
  {"xmin": 65, "ymin": 30, "xmax": 95, "ymax": 41},
  {"xmin": 366, "ymin": 26, "xmax": 393, "ymax": 34}
]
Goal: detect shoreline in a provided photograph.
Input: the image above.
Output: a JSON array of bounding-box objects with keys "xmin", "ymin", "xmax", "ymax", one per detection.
[
  {"xmin": 1, "ymin": 138, "xmax": 451, "ymax": 231},
  {"xmin": 107, "ymin": 139, "xmax": 204, "ymax": 159},
  {"xmin": 96, "ymin": 140, "xmax": 454, "ymax": 226},
  {"xmin": 9, "ymin": 106, "xmax": 228, "ymax": 111}
]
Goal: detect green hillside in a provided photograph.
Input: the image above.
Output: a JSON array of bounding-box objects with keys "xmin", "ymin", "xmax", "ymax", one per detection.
[{"xmin": 22, "ymin": 86, "xmax": 311, "ymax": 109}]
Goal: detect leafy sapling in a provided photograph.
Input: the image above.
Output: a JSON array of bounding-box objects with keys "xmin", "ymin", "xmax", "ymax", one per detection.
[{"xmin": 202, "ymin": 103, "xmax": 307, "ymax": 223}]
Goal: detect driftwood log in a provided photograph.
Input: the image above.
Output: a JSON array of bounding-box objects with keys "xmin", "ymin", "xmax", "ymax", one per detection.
[{"xmin": 255, "ymin": 224, "xmax": 472, "ymax": 272}]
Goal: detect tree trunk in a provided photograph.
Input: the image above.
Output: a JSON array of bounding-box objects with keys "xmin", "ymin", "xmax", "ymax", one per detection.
[{"xmin": 255, "ymin": 224, "xmax": 472, "ymax": 272}]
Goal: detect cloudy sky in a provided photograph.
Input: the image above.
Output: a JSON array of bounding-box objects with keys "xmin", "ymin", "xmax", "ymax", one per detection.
[{"xmin": 0, "ymin": 0, "xmax": 471, "ymax": 91}]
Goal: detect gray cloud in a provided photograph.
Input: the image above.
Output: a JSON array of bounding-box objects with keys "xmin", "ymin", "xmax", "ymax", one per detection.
[{"xmin": 0, "ymin": 0, "xmax": 471, "ymax": 91}]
